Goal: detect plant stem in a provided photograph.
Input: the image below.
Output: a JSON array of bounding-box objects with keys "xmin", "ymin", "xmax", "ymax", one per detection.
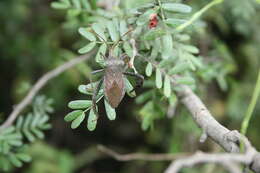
[
  {"xmin": 240, "ymin": 69, "xmax": 260, "ymax": 151},
  {"xmin": 157, "ymin": 0, "xmax": 166, "ymax": 21},
  {"xmin": 241, "ymin": 69, "xmax": 260, "ymax": 135},
  {"xmin": 176, "ymin": 0, "xmax": 224, "ymax": 32}
]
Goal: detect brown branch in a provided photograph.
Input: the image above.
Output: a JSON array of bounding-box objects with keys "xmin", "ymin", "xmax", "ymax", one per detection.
[
  {"xmin": 139, "ymin": 54, "xmax": 260, "ymax": 173},
  {"xmin": 0, "ymin": 50, "xmax": 96, "ymax": 131},
  {"xmin": 165, "ymin": 151, "xmax": 243, "ymax": 173},
  {"xmin": 167, "ymin": 84, "xmax": 260, "ymax": 173},
  {"xmin": 97, "ymin": 145, "xmax": 188, "ymax": 161},
  {"xmin": 165, "ymin": 134, "xmax": 257, "ymax": 173}
]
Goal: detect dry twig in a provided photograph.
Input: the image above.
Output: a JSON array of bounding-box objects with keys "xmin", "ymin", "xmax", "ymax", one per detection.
[
  {"xmin": 0, "ymin": 50, "xmax": 96, "ymax": 131},
  {"xmin": 97, "ymin": 145, "xmax": 188, "ymax": 161}
]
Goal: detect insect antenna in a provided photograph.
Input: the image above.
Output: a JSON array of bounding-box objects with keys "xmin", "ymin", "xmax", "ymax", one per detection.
[
  {"xmin": 109, "ymin": 28, "xmax": 134, "ymax": 57},
  {"xmin": 90, "ymin": 29, "xmax": 110, "ymax": 58}
]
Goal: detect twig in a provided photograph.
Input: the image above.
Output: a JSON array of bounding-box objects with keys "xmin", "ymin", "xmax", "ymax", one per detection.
[
  {"xmin": 241, "ymin": 69, "xmax": 260, "ymax": 136},
  {"xmin": 167, "ymin": 84, "xmax": 260, "ymax": 173},
  {"xmin": 165, "ymin": 151, "xmax": 243, "ymax": 173},
  {"xmin": 0, "ymin": 50, "xmax": 96, "ymax": 131},
  {"xmin": 165, "ymin": 134, "xmax": 257, "ymax": 173},
  {"xmin": 176, "ymin": 0, "xmax": 224, "ymax": 32},
  {"xmin": 97, "ymin": 145, "xmax": 188, "ymax": 161}
]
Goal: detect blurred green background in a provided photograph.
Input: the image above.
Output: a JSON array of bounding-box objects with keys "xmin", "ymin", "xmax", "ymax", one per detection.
[{"xmin": 0, "ymin": 0, "xmax": 260, "ymax": 172}]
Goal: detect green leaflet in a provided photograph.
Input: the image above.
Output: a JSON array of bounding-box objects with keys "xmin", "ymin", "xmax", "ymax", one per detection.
[
  {"xmin": 78, "ymin": 27, "xmax": 96, "ymax": 41},
  {"xmin": 123, "ymin": 42, "xmax": 133, "ymax": 57},
  {"xmin": 139, "ymin": 101, "xmax": 154, "ymax": 130},
  {"xmin": 71, "ymin": 0, "xmax": 81, "ymax": 9},
  {"xmin": 80, "ymin": 0, "xmax": 91, "ymax": 10},
  {"xmin": 9, "ymin": 154, "xmax": 22, "ymax": 167},
  {"xmin": 71, "ymin": 112, "xmax": 85, "ymax": 129},
  {"xmin": 161, "ymin": 3, "xmax": 192, "ymax": 13},
  {"xmin": 95, "ymin": 43, "xmax": 107, "ymax": 66},
  {"xmin": 169, "ymin": 62, "xmax": 190, "ymax": 74},
  {"xmin": 161, "ymin": 34, "xmax": 173, "ymax": 59},
  {"xmin": 92, "ymin": 23, "xmax": 107, "ymax": 41},
  {"xmin": 135, "ymin": 90, "xmax": 153, "ymax": 104},
  {"xmin": 64, "ymin": 110, "xmax": 83, "ymax": 122},
  {"xmin": 68, "ymin": 100, "xmax": 92, "ymax": 109},
  {"xmin": 165, "ymin": 18, "xmax": 187, "ymax": 27},
  {"xmin": 107, "ymin": 20, "xmax": 119, "ymax": 42},
  {"xmin": 181, "ymin": 44, "xmax": 199, "ymax": 54},
  {"xmin": 78, "ymin": 82, "xmax": 103, "ymax": 95},
  {"xmin": 124, "ymin": 78, "xmax": 136, "ymax": 97},
  {"xmin": 164, "ymin": 75, "xmax": 171, "ymax": 98},
  {"xmin": 119, "ymin": 20, "xmax": 128, "ymax": 39},
  {"xmin": 78, "ymin": 42, "xmax": 96, "ymax": 54},
  {"xmin": 87, "ymin": 109, "xmax": 97, "ymax": 131},
  {"xmin": 51, "ymin": 2, "xmax": 70, "ymax": 9},
  {"xmin": 175, "ymin": 76, "xmax": 195, "ymax": 85},
  {"xmin": 156, "ymin": 69, "xmax": 163, "ymax": 88},
  {"xmin": 104, "ymin": 100, "xmax": 116, "ymax": 120},
  {"xmin": 145, "ymin": 63, "xmax": 153, "ymax": 77},
  {"xmin": 143, "ymin": 29, "xmax": 166, "ymax": 41},
  {"xmin": 16, "ymin": 153, "xmax": 32, "ymax": 162}
]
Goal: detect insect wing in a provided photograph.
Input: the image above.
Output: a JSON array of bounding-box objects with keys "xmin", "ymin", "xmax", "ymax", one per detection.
[{"xmin": 104, "ymin": 68, "xmax": 125, "ymax": 108}]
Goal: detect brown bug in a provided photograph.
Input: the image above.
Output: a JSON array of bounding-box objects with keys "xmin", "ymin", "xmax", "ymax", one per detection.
[{"xmin": 91, "ymin": 31, "xmax": 144, "ymax": 116}]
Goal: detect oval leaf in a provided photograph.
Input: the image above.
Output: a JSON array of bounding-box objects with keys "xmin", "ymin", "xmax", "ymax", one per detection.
[
  {"xmin": 71, "ymin": 112, "xmax": 85, "ymax": 129},
  {"xmin": 51, "ymin": 2, "xmax": 70, "ymax": 9},
  {"xmin": 78, "ymin": 42, "xmax": 96, "ymax": 54},
  {"xmin": 161, "ymin": 3, "xmax": 192, "ymax": 13},
  {"xmin": 16, "ymin": 153, "xmax": 32, "ymax": 162},
  {"xmin": 95, "ymin": 43, "xmax": 107, "ymax": 66},
  {"xmin": 87, "ymin": 109, "xmax": 97, "ymax": 131},
  {"xmin": 169, "ymin": 62, "xmax": 190, "ymax": 74},
  {"xmin": 155, "ymin": 69, "xmax": 162, "ymax": 88},
  {"xmin": 68, "ymin": 100, "xmax": 92, "ymax": 109},
  {"xmin": 161, "ymin": 34, "xmax": 173, "ymax": 59},
  {"xmin": 65, "ymin": 110, "xmax": 83, "ymax": 122},
  {"xmin": 124, "ymin": 78, "xmax": 136, "ymax": 97},
  {"xmin": 175, "ymin": 77, "xmax": 195, "ymax": 85},
  {"xmin": 9, "ymin": 154, "xmax": 22, "ymax": 167},
  {"xmin": 181, "ymin": 44, "xmax": 199, "ymax": 54},
  {"xmin": 143, "ymin": 29, "xmax": 165, "ymax": 41},
  {"xmin": 123, "ymin": 42, "xmax": 133, "ymax": 57},
  {"xmin": 92, "ymin": 23, "xmax": 107, "ymax": 41},
  {"xmin": 145, "ymin": 63, "xmax": 153, "ymax": 76},
  {"xmin": 119, "ymin": 20, "xmax": 128, "ymax": 39},
  {"xmin": 163, "ymin": 75, "xmax": 171, "ymax": 97},
  {"xmin": 78, "ymin": 27, "xmax": 96, "ymax": 41},
  {"xmin": 165, "ymin": 18, "xmax": 187, "ymax": 27},
  {"xmin": 107, "ymin": 21, "xmax": 119, "ymax": 42},
  {"xmin": 104, "ymin": 100, "xmax": 116, "ymax": 120}
]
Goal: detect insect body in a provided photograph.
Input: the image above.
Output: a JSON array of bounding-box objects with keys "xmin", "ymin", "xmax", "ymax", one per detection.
[
  {"xmin": 104, "ymin": 56, "xmax": 126, "ymax": 108},
  {"xmin": 91, "ymin": 53, "xmax": 144, "ymax": 116},
  {"xmin": 90, "ymin": 29, "xmax": 144, "ymax": 116}
]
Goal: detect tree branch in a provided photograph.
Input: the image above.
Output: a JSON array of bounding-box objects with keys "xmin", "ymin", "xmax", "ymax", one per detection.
[
  {"xmin": 139, "ymin": 54, "xmax": 260, "ymax": 173},
  {"xmin": 0, "ymin": 50, "xmax": 96, "ymax": 131},
  {"xmin": 97, "ymin": 145, "xmax": 188, "ymax": 161},
  {"xmin": 167, "ymin": 83, "xmax": 260, "ymax": 173},
  {"xmin": 164, "ymin": 133, "xmax": 257, "ymax": 173}
]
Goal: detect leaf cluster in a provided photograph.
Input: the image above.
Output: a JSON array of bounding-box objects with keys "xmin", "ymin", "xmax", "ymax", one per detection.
[{"xmin": 0, "ymin": 96, "xmax": 53, "ymax": 171}]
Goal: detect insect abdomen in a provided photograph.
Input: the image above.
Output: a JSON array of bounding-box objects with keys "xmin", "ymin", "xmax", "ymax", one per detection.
[{"xmin": 104, "ymin": 67, "xmax": 125, "ymax": 108}]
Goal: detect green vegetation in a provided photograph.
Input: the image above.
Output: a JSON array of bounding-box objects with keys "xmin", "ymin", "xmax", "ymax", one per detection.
[{"xmin": 0, "ymin": 0, "xmax": 259, "ymax": 172}]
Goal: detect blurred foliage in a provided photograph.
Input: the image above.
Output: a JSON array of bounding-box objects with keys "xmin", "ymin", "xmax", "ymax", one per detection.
[{"xmin": 0, "ymin": 0, "xmax": 259, "ymax": 173}]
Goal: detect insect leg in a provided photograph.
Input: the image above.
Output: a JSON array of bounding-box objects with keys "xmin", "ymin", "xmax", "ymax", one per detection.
[
  {"xmin": 123, "ymin": 72, "xmax": 144, "ymax": 93},
  {"xmin": 92, "ymin": 78, "xmax": 103, "ymax": 117},
  {"xmin": 91, "ymin": 69, "xmax": 104, "ymax": 75}
]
